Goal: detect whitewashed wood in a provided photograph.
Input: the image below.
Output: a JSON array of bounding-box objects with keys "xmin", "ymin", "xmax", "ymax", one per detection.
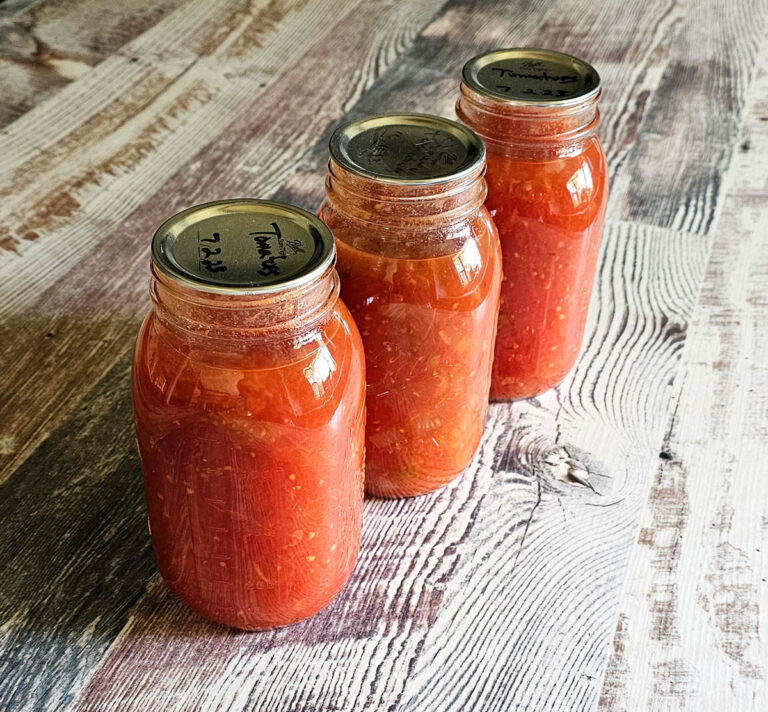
[
  {"xmin": 599, "ymin": 50, "xmax": 768, "ymax": 712},
  {"xmin": 0, "ymin": 355, "xmax": 153, "ymax": 712},
  {"xmin": 0, "ymin": 0, "xmax": 765, "ymax": 709},
  {"xmin": 63, "ymin": 218, "xmax": 708, "ymax": 712},
  {"xmin": 0, "ymin": 0, "xmax": 455, "ymax": 707},
  {"xmin": 67, "ymin": 428, "xmax": 511, "ymax": 712},
  {"xmin": 0, "ymin": 0, "xmax": 357, "ymax": 280},
  {"xmin": 0, "ymin": 0, "xmax": 452, "ymax": 485},
  {"xmin": 608, "ymin": 0, "xmax": 767, "ymax": 234},
  {"xmin": 0, "ymin": 0, "xmax": 187, "ymax": 127},
  {"xmin": 396, "ymin": 219, "xmax": 710, "ymax": 712}
]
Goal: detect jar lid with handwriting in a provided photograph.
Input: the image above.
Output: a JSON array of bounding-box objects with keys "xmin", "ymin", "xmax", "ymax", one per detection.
[
  {"xmin": 151, "ymin": 199, "xmax": 336, "ymax": 295},
  {"xmin": 329, "ymin": 113, "xmax": 485, "ymax": 185},
  {"xmin": 462, "ymin": 48, "xmax": 600, "ymax": 107}
]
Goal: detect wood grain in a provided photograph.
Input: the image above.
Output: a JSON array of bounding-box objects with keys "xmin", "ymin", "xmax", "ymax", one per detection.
[
  {"xmin": 0, "ymin": 1, "xmax": 459, "ymax": 708},
  {"xmin": 60, "ymin": 225, "xmax": 701, "ymax": 711},
  {"xmin": 0, "ymin": 354, "xmax": 154, "ymax": 712},
  {"xmin": 610, "ymin": 0, "xmax": 767, "ymax": 233},
  {"xmin": 0, "ymin": 0, "xmax": 186, "ymax": 127},
  {"xmin": 0, "ymin": 0, "xmax": 448, "ymax": 484},
  {"xmin": 0, "ymin": 0, "xmax": 765, "ymax": 709},
  {"xmin": 394, "ymin": 219, "xmax": 708, "ymax": 712},
  {"xmin": 599, "ymin": 49, "xmax": 768, "ymax": 712}
]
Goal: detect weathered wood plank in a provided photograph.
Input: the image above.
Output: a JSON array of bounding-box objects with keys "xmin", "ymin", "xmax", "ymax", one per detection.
[
  {"xmin": 609, "ymin": 0, "xmax": 767, "ymax": 233},
  {"xmin": 61, "ymin": 216, "xmax": 706, "ymax": 712},
  {"xmin": 0, "ymin": 0, "xmax": 445, "ymax": 485},
  {"xmin": 69, "ymin": 0, "xmax": 762, "ymax": 705},
  {"xmin": 394, "ymin": 219, "xmax": 709, "ymax": 712},
  {"xmin": 0, "ymin": 0, "xmax": 459, "ymax": 707},
  {"xmin": 69, "ymin": 425, "xmax": 509, "ymax": 712},
  {"xmin": 345, "ymin": 0, "xmax": 690, "ymax": 188},
  {"xmin": 0, "ymin": 0, "xmax": 706, "ymax": 488},
  {"xmin": 0, "ymin": 0, "xmax": 353, "ymax": 255},
  {"xmin": 0, "ymin": 0, "xmax": 764, "ymax": 709},
  {"xmin": 599, "ymin": 50, "xmax": 768, "ymax": 712},
  {"xmin": 0, "ymin": 353, "xmax": 154, "ymax": 712},
  {"xmin": 0, "ymin": 0, "xmax": 186, "ymax": 128}
]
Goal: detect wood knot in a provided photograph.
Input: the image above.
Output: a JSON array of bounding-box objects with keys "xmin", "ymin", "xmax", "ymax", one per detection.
[
  {"xmin": 0, "ymin": 22, "xmax": 43, "ymax": 62},
  {"xmin": 540, "ymin": 446, "xmax": 602, "ymax": 494}
]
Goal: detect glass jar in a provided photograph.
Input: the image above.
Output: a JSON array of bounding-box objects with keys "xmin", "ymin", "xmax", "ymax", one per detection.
[
  {"xmin": 456, "ymin": 49, "xmax": 608, "ymax": 400},
  {"xmin": 319, "ymin": 114, "xmax": 502, "ymax": 498},
  {"xmin": 132, "ymin": 200, "xmax": 366, "ymax": 630}
]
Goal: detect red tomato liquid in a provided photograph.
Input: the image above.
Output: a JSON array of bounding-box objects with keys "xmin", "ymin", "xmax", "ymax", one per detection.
[
  {"xmin": 485, "ymin": 140, "xmax": 607, "ymax": 399},
  {"xmin": 132, "ymin": 298, "xmax": 365, "ymax": 630},
  {"xmin": 330, "ymin": 219, "xmax": 501, "ymax": 498}
]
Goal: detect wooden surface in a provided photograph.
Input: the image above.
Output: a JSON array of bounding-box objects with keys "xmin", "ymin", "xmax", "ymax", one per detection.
[{"xmin": 0, "ymin": 0, "xmax": 766, "ymax": 710}]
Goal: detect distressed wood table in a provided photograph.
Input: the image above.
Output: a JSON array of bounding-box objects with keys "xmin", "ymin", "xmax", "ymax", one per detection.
[{"xmin": 1, "ymin": 0, "xmax": 766, "ymax": 710}]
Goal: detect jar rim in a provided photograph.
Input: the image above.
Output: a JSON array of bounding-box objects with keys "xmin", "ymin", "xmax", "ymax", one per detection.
[
  {"xmin": 150, "ymin": 261, "xmax": 341, "ymax": 339},
  {"xmin": 151, "ymin": 199, "xmax": 336, "ymax": 297},
  {"xmin": 461, "ymin": 48, "xmax": 601, "ymax": 109},
  {"xmin": 329, "ymin": 112, "xmax": 486, "ymax": 186}
]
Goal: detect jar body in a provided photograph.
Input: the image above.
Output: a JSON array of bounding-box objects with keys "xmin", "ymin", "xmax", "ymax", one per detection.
[
  {"xmin": 132, "ymin": 282, "xmax": 365, "ymax": 629},
  {"xmin": 319, "ymin": 171, "xmax": 502, "ymax": 498},
  {"xmin": 458, "ymin": 94, "xmax": 608, "ymax": 399}
]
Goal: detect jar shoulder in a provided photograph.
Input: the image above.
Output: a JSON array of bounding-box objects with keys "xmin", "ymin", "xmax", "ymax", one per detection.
[
  {"xmin": 132, "ymin": 305, "xmax": 364, "ymax": 425},
  {"xmin": 485, "ymin": 137, "xmax": 608, "ymax": 226},
  {"xmin": 323, "ymin": 201, "xmax": 499, "ymax": 256}
]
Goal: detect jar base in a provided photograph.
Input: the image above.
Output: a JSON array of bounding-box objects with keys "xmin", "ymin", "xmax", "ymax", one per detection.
[
  {"xmin": 159, "ymin": 569, "xmax": 353, "ymax": 631},
  {"xmin": 364, "ymin": 462, "xmax": 472, "ymax": 499},
  {"xmin": 489, "ymin": 379, "xmax": 564, "ymax": 402},
  {"xmin": 489, "ymin": 361, "xmax": 580, "ymax": 401}
]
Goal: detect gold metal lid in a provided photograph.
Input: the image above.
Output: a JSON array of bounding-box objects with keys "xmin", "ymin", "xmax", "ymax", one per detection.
[
  {"xmin": 151, "ymin": 199, "xmax": 335, "ymax": 294},
  {"xmin": 462, "ymin": 48, "xmax": 600, "ymax": 107},
  {"xmin": 329, "ymin": 113, "xmax": 485, "ymax": 184}
]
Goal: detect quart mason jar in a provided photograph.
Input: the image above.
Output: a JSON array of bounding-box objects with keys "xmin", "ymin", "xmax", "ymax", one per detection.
[
  {"xmin": 132, "ymin": 200, "xmax": 366, "ymax": 630},
  {"xmin": 319, "ymin": 114, "xmax": 502, "ymax": 498},
  {"xmin": 456, "ymin": 49, "xmax": 608, "ymax": 400}
]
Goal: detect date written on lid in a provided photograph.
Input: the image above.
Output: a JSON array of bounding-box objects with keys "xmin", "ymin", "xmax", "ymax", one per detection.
[
  {"xmin": 463, "ymin": 48, "xmax": 600, "ymax": 105},
  {"xmin": 152, "ymin": 200, "xmax": 335, "ymax": 294},
  {"xmin": 330, "ymin": 113, "xmax": 485, "ymax": 184}
]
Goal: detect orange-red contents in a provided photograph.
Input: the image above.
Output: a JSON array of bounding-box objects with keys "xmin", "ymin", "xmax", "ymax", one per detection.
[
  {"xmin": 328, "ymin": 219, "xmax": 501, "ymax": 498},
  {"xmin": 485, "ymin": 140, "xmax": 607, "ymax": 399},
  {"xmin": 132, "ymin": 293, "xmax": 365, "ymax": 630}
]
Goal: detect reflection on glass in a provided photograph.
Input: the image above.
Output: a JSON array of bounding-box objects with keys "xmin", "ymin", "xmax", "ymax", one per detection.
[
  {"xmin": 566, "ymin": 165, "xmax": 594, "ymax": 208},
  {"xmin": 304, "ymin": 342, "xmax": 337, "ymax": 400}
]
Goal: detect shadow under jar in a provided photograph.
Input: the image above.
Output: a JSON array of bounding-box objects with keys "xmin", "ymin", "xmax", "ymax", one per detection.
[
  {"xmin": 319, "ymin": 114, "xmax": 502, "ymax": 498},
  {"xmin": 456, "ymin": 48, "xmax": 608, "ymax": 400},
  {"xmin": 132, "ymin": 200, "xmax": 366, "ymax": 630}
]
